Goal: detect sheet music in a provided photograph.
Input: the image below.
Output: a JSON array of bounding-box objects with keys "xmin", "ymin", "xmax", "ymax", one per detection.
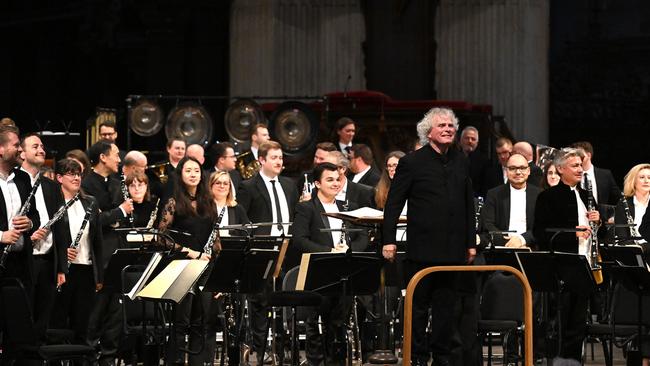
[
  {"xmin": 127, "ymin": 252, "xmax": 162, "ymax": 300},
  {"xmin": 334, "ymin": 206, "xmax": 407, "ymax": 220}
]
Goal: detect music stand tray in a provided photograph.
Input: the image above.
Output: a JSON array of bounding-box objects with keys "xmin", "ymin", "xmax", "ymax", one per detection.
[
  {"xmin": 136, "ymin": 259, "xmax": 210, "ymax": 304},
  {"xmin": 295, "ymin": 252, "xmax": 381, "ymax": 296},
  {"xmin": 601, "ymin": 245, "xmax": 650, "ymax": 270},
  {"xmin": 202, "ymin": 247, "xmax": 279, "ymax": 294},
  {"xmin": 515, "ymin": 251, "xmax": 595, "ymax": 295}
]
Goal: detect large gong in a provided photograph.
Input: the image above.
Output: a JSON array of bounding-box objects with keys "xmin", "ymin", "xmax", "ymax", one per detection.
[
  {"xmin": 129, "ymin": 99, "xmax": 164, "ymax": 137},
  {"xmin": 165, "ymin": 104, "xmax": 214, "ymax": 146},
  {"xmin": 268, "ymin": 101, "xmax": 319, "ymax": 155}
]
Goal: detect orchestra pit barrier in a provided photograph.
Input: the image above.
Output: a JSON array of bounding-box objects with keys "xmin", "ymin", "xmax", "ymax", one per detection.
[{"xmin": 402, "ymin": 265, "xmax": 533, "ymax": 366}]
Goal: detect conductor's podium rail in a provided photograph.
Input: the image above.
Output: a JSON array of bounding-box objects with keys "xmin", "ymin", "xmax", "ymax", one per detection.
[{"xmin": 402, "ymin": 265, "xmax": 534, "ymax": 366}]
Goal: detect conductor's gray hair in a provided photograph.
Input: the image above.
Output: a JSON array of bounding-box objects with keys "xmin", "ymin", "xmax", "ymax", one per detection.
[{"xmin": 416, "ymin": 108, "xmax": 459, "ymax": 146}]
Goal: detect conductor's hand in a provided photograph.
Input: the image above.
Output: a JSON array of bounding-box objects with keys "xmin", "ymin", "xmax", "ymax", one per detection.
[
  {"xmin": 1, "ymin": 229, "xmax": 21, "ymax": 244},
  {"xmin": 31, "ymin": 227, "xmax": 49, "ymax": 242},
  {"xmin": 382, "ymin": 244, "xmax": 397, "ymax": 262},
  {"xmin": 586, "ymin": 210, "xmax": 600, "ymax": 224},
  {"xmin": 67, "ymin": 247, "xmax": 78, "ymax": 261},
  {"xmin": 12, "ymin": 216, "xmax": 31, "ymax": 232},
  {"xmin": 467, "ymin": 248, "xmax": 476, "ymax": 263},
  {"xmin": 120, "ymin": 199, "xmax": 134, "ymax": 215},
  {"xmin": 576, "ymin": 225, "xmax": 591, "ymax": 240}
]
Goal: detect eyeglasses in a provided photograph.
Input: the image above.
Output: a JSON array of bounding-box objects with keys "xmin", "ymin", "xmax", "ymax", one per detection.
[
  {"xmin": 64, "ymin": 172, "xmax": 82, "ymax": 178},
  {"xmin": 212, "ymin": 181, "xmax": 230, "ymax": 187},
  {"xmin": 129, "ymin": 182, "xmax": 147, "ymax": 189},
  {"xmin": 506, "ymin": 166, "xmax": 529, "ymax": 173},
  {"xmin": 387, "ymin": 163, "xmax": 398, "ymax": 169}
]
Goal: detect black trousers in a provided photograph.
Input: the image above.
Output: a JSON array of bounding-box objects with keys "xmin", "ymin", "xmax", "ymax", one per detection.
[
  {"xmin": 167, "ymin": 291, "xmax": 214, "ymax": 365},
  {"xmin": 51, "ymin": 264, "xmax": 96, "ymax": 344},
  {"xmin": 404, "ymin": 260, "xmax": 459, "ymax": 364},
  {"xmin": 553, "ymin": 291, "xmax": 588, "ymax": 361},
  {"xmin": 32, "ymin": 253, "xmax": 56, "ymax": 342},
  {"xmin": 304, "ymin": 295, "xmax": 352, "ymax": 366}
]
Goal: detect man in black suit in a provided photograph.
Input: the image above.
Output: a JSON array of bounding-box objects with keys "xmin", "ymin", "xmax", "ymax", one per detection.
[
  {"xmin": 460, "ymin": 126, "xmax": 492, "ymax": 197},
  {"xmin": 82, "ymin": 141, "xmax": 133, "ymax": 364},
  {"xmin": 348, "ymin": 144, "xmax": 381, "ymax": 188},
  {"xmin": 293, "ymin": 162, "xmax": 368, "ymax": 365},
  {"xmin": 323, "ymin": 151, "xmax": 375, "ymax": 208},
  {"xmin": 513, "ymin": 141, "xmax": 544, "ymax": 188},
  {"xmin": 533, "ymin": 147, "xmax": 601, "ymax": 363},
  {"xmin": 208, "ymin": 141, "xmax": 242, "ymax": 198},
  {"xmin": 237, "ymin": 140, "xmax": 299, "ymax": 362},
  {"xmin": 0, "ymin": 126, "xmax": 39, "ymax": 294},
  {"xmin": 480, "ymin": 153, "xmax": 541, "ymax": 249},
  {"xmin": 20, "ymin": 133, "xmax": 66, "ymax": 340},
  {"xmin": 236, "ymin": 123, "xmax": 270, "ymax": 180},
  {"xmin": 485, "ymin": 137, "xmax": 514, "ymax": 192},
  {"xmin": 570, "ymin": 141, "xmax": 620, "ymax": 206},
  {"xmin": 382, "ymin": 108, "xmax": 476, "ymax": 366}
]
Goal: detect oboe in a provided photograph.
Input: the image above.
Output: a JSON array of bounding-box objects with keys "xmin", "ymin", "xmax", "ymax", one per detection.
[
  {"xmin": 146, "ymin": 198, "xmax": 160, "ymax": 228},
  {"xmin": 68, "ymin": 201, "xmax": 95, "ymax": 268},
  {"xmin": 620, "ymin": 192, "xmax": 641, "ymax": 243},
  {"xmin": 121, "ymin": 173, "xmax": 134, "ymax": 227},
  {"xmin": 0, "ymin": 175, "xmax": 41, "ymax": 268},
  {"xmin": 583, "ymin": 174, "xmax": 603, "ymax": 284},
  {"xmin": 203, "ymin": 206, "xmax": 226, "ymax": 256}
]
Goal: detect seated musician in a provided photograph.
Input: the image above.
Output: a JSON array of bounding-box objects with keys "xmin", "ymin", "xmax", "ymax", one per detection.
[
  {"xmin": 208, "ymin": 170, "xmax": 250, "ymax": 242},
  {"xmin": 292, "ymin": 162, "xmax": 368, "ymax": 365},
  {"xmin": 617, "ymin": 164, "xmax": 650, "ymax": 250},
  {"xmin": 479, "ymin": 153, "xmax": 541, "ymax": 249},
  {"xmin": 533, "ymin": 148, "xmax": 602, "ymax": 363}
]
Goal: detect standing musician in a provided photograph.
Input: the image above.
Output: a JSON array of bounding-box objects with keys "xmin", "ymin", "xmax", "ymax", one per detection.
[
  {"xmin": 293, "ymin": 162, "xmax": 368, "ymax": 365},
  {"xmin": 21, "ymin": 133, "xmax": 66, "ymax": 340},
  {"xmin": 50, "ymin": 158, "xmax": 103, "ymax": 345},
  {"xmin": 334, "ymin": 117, "xmax": 356, "ymax": 157},
  {"xmin": 157, "ymin": 156, "xmax": 215, "ymax": 365},
  {"xmin": 620, "ymin": 164, "xmax": 650, "ymax": 250},
  {"xmin": 382, "ymin": 108, "xmax": 476, "ymax": 366},
  {"xmin": 533, "ymin": 147, "xmax": 602, "ymax": 363},
  {"xmin": 82, "ymin": 140, "xmax": 133, "ymax": 364},
  {"xmin": 207, "ymin": 142, "xmax": 242, "ymax": 199},
  {"xmin": 237, "ymin": 140, "xmax": 299, "ymax": 363},
  {"xmin": 0, "ymin": 125, "xmax": 39, "ymax": 294}
]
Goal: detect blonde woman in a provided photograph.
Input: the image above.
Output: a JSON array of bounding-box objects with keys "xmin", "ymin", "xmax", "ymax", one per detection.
[{"xmin": 616, "ymin": 164, "xmax": 650, "ymax": 244}]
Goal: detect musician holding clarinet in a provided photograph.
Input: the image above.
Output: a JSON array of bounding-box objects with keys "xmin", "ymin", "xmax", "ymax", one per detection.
[
  {"xmin": 50, "ymin": 158, "xmax": 103, "ymax": 346},
  {"xmin": 533, "ymin": 147, "xmax": 604, "ymax": 363},
  {"xmin": 0, "ymin": 125, "xmax": 39, "ymax": 294},
  {"xmin": 615, "ymin": 164, "xmax": 650, "ymax": 249}
]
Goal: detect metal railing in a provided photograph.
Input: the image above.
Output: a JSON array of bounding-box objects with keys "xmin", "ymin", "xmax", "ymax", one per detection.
[{"xmin": 403, "ymin": 265, "xmax": 533, "ymax": 366}]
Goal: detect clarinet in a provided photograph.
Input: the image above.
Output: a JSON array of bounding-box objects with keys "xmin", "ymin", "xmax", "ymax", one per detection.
[
  {"xmin": 0, "ymin": 175, "xmax": 41, "ymax": 268},
  {"xmin": 68, "ymin": 201, "xmax": 95, "ymax": 268},
  {"xmin": 121, "ymin": 173, "xmax": 134, "ymax": 227},
  {"xmin": 41, "ymin": 194, "xmax": 80, "ymax": 231},
  {"xmin": 620, "ymin": 192, "xmax": 641, "ymax": 243},
  {"xmin": 475, "ymin": 196, "xmax": 484, "ymax": 232},
  {"xmin": 583, "ymin": 174, "xmax": 603, "ymax": 284},
  {"xmin": 146, "ymin": 198, "xmax": 161, "ymax": 228},
  {"xmin": 203, "ymin": 206, "xmax": 226, "ymax": 256}
]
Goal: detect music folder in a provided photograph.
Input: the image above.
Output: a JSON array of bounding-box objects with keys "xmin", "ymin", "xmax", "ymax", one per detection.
[
  {"xmin": 136, "ymin": 259, "xmax": 209, "ymax": 303},
  {"xmin": 295, "ymin": 252, "xmax": 381, "ymax": 296}
]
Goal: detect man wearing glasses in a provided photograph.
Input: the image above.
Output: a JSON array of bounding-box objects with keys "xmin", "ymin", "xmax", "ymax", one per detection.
[
  {"xmin": 97, "ymin": 121, "xmax": 126, "ymax": 161},
  {"xmin": 479, "ymin": 153, "xmax": 541, "ymax": 249}
]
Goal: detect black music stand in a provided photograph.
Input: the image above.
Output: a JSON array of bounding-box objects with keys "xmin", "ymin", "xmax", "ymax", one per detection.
[
  {"xmin": 102, "ymin": 248, "xmax": 159, "ymax": 293},
  {"xmin": 483, "ymin": 247, "xmax": 531, "ymax": 271},
  {"xmin": 516, "ymin": 251, "xmax": 595, "ymax": 360},
  {"xmin": 296, "ymin": 252, "xmax": 381, "ymax": 296},
  {"xmin": 602, "ymin": 248, "xmax": 650, "ymax": 362}
]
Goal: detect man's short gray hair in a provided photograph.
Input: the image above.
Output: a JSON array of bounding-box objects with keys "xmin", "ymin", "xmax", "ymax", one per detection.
[
  {"xmin": 416, "ymin": 108, "xmax": 459, "ymax": 146},
  {"xmin": 460, "ymin": 126, "xmax": 478, "ymax": 138},
  {"xmin": 329, "ymin": 151, "xmax": 350, "ymax": 169},
  {"xmin": 554, "ymin": 147, "xmax": 585, "ymax": 168}
]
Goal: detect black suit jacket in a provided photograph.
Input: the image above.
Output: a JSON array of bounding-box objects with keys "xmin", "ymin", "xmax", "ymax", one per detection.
[
  {"xmin": 52, "ymin": 195, "xmax": 103, "ymax": 283},
  {"xmin": 345, "ymin": 180, "xmax": 375, "ymax": 208},
  {"xmin": 533, "ymin": 181, "xmax": 602, "ymax": 253},
  {"xmin": 382, "ymin": 145, "xmax": 475, "ymax": 264},
  {"xmin": 293, "ymin": 197, "xmax": 367, "ymax": 253},
  {"xmin": 237, "ymin": 173, "xmax": 299, "ymax": 235},
  {"xmin": 350, "ymin": 166, "xmax": 381, "ymax": 188},
  {"xmin": 479, "ymin": 183, "xmax": 541, "ymax": 249},
  {"xmin": 594, "ymin": 167, "xmax": 620, "ymax": 206},
  {"xmin": 467, "ymin": 150, "xmax": 492, "ymax": 197},
  {"xmin": 0, "ymin": 170, "xmax": 40, "ymax": 282}
]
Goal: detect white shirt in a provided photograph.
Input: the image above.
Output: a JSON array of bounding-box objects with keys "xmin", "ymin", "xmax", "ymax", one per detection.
[
  {"xmin": 0, "ymin": 171, "xmax": 25, "ymax": 252},
  {"xmin": 335, "ymin": 179, "xmax": 348, "ymax": 202},
  {"xmin": 321, "ymin": 199, "xmax": 343, "ymax": 246},
  {"xmin": 339, "ymin": 142, "xmax": 352, "ymax": 156},
  {"xmin": 352, "ymin": 166, "xmax": 371, "ymax": 184},
  {"xmin": 508, "ymin": 185, "xmax": 528, "ymax": 243},
  {"xmin": 259, "ymin": 171, "xmax": 291, "ymax": 236},
  {"xmin": 502, "ymin": 166, "xmax": 508, "ymax": 184},
  {"xmin": 583, "ymin": 165, "xmax": 599, "ymax": 204},
  {"xmin": 633, "ymin": 196, "xmax": 648, "ymax": 244},
  {"xmin": 68, "ymin": 199, "xmax": 92, "ymax": 265},
  {"xmin": 21, "ymin": 169, "xmax": 53, "ymax": 255},
  {"xmin": 572, "ymin": 186, "xmax": 590, "ymax": 260},
  {"xmin": 251, "ymin": 146, "xmax": 259, "ymax": 160}
]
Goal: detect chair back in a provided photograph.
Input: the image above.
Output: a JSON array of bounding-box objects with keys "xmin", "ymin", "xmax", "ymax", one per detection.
[
  {"xmin": 611, "ymin": 283, "xmax": 650, "ymax": 326},
  {"xmin": 282, "ymin": 265, "xmax": 313, "ymax": 322},
  {"xmin": 1, "ymin": 278, "xmax": 38, "ymax": 346},
  {"xmin": 121, "ymin": 265, "xmax": 159, "ymax": 326},
  {"xmin": 480, "ymin": 271, "xmax": 524, "ymax": 322}
]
